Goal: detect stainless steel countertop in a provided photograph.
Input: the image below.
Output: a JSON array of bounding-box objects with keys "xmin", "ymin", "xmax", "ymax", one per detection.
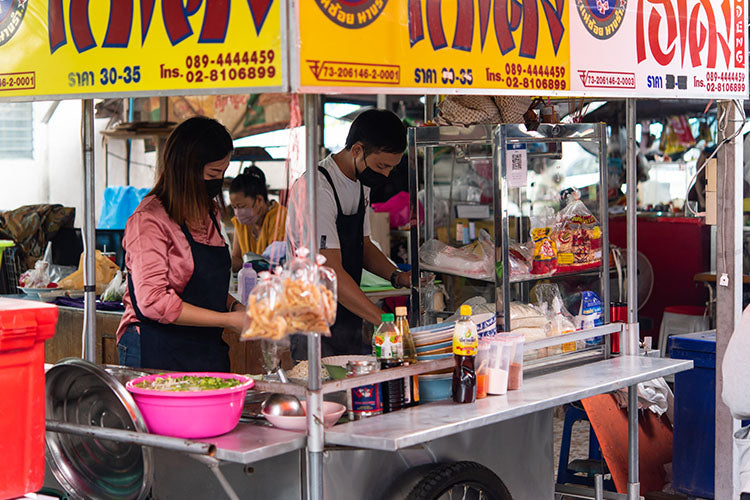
[
  {"xmin": 208, "ymin": 422, "xmax": 306, "ymax": 464},
  {"xmin": 324, "ymin": 356, "xmax": 693, "ymax": 451}
]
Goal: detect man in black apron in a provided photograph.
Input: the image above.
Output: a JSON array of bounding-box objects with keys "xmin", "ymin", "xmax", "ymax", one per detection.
[
  {"xmin": 128, "ymin": 214, "xmax": 232, "ymax": 372},
  {"xmin": 289, "ymin": 110, "xmax": 411, "ymax": 360}
]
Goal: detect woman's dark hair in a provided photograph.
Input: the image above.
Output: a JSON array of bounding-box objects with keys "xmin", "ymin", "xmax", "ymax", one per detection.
[
  {"xmin": 345, "ymin": 109, "xmax": 407, "ymax": 155},
  {"xmin": 150, "ymin": 117, "xmax": 233, "ymax": 224},
  {"xmin": 229, "ymin": 166, "xmax": 268, "ymax": 202}
]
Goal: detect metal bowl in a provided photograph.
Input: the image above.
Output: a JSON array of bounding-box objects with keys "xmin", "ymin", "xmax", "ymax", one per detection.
[{"xmin": 46, "ymin": 358, "xmax": 152, "ymax": 500}]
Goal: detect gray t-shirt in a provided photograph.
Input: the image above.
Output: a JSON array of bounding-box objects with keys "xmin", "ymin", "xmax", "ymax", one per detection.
[{"xmin": 286, "ymin": 154, "xmax": 371, "ymax": 254}]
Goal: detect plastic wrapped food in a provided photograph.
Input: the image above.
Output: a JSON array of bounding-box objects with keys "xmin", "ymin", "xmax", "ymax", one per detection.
[
  {"xmin": 242, "ymin": 273, "xmax": 288, "ymax": 340},
  {"xmin": 534, "ymin": 284, "xmax": 576, "ymax": 356},
  {"xmin": 529, "ymin": 208, "xmax": 557, "ymax": 275},
  {"xmin": 241, "ymin": 249, "xmax": 338, "ymax": 341},
  {"xmin": 552, "ymin": 189, "xmax": 602, "ymax": 272},
  {"xmin": 419, "ymin": 238, "xmax": 494, "ymax": 280},
  {"xmin": 19, "ymin": 260, "xmax": 51, "ymax": 288}
]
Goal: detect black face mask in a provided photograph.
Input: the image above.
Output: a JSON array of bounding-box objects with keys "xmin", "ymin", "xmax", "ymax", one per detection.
[
  {"xmin": 355, "ymin": 156, "xmax": 388, "ymax": 189},
  {"xmin": 205, "ymin": 179, "xmax": 223, "ymax": 199}
]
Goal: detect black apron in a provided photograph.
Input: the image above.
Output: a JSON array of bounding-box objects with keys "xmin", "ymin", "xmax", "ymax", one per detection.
[
  {"xmin": 128, "ymin": 214, "xmax": 231, "ymax": 372},
  {"xmin": 291, "ymin": 166, "xmax": 370, "ymax": 360}
]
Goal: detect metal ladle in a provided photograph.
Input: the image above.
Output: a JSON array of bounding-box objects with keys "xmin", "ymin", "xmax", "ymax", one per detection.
[{"xmin": 261, "ymin": 369, "xmax": 305, "ymax": 417}]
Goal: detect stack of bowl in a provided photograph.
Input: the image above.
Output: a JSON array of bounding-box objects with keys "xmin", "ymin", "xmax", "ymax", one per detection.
[
  {"xmin": 473, "ymin": 313, "xmax": 497, "ymax": 338},
  {"xmin": 412, "ymin": 322, "xmax": 454, "ymax": 402}
]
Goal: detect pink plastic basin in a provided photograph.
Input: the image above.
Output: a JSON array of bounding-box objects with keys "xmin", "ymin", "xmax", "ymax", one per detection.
[{"xmin": 126, "ymin": 372, "xmax": 254, "ymax": 439}]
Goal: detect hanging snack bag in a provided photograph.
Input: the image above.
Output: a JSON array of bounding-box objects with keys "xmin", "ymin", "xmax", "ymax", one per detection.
[
  {"xmin": 242, "ymin": 272, "xmax": 288, "ymax": 340},
  {"xmin": 279, "ymin": 250, "xmax": 335, "ymax": 335},
  {"xmin": 553, "ymin": 189, "xmax": 602, "ymax": 273},
  {"xmin": 529, "ymin": 208, "xmax": 557, "ymax": 275}
]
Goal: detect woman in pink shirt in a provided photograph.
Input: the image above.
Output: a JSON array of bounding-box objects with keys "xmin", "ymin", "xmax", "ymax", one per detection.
[{"xmin": 116, "ymin": 117, "xmax": 245, "ymax": 372}]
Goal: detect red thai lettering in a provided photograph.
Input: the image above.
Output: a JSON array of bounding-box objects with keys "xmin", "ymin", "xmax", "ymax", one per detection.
[
  {"xmin": 453, "ymin": 0, "xmax": 474, "ymax": 51},
  {"xmin": 478, "ymin": 0, "xmax": 491, "ymax": 49},
  {"xmin": 70, "ymin": 0, "xmax": 96, "ymax": 52},
  {"xmin": 408, "ymin": 0, "xmax": 564, "ymax": 57},
  {"xmin": 688, "ymin": 4, "xmax": 707, "ymax": 67},
  {"xmin": 426, "ymin": 0, "xmax": 447, "ymax": 50},
  {"xmin": 636, "ymin": 0, "xmax": 737, "ymax": 68},
  {"xmin": 48, "ymin": 0, "xmax": 66, "ymax": 53},
  {"xmin": 494, "ymin": 0, "xmax": 515, "ymax": 54},
  {"xmin": 103, "ymin": 0, "xmax": 134, "ymax": 47},
  {"xmin": 539, "ymin": 0, "xmax": 564, "ymax": 55},
  {"xmin": 200, "ymin": 0, "xmax": 230, "ymax": 42},
  {"xmin": 48, "ymin": 0, "xmax": 275, "ymax": 53},
  {"xmin": 140, "ymin": 0, "xmax": 156, "ymax": 43},
  {"xmin": 409, "ymin": 0, "xmax": 425, "ymax": 46},
  {"xmin": 247, "ymin": 0, "xmax": 274, "ymax": 35}
]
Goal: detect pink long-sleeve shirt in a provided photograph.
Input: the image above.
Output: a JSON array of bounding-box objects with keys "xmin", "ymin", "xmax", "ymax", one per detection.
[{"xmin": 116, "ymin": 195, "xmax": 226, "ymax": 342}]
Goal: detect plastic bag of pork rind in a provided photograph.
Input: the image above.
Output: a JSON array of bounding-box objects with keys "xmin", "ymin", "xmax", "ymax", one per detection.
[{"xmin": 552, "ymin": 189, "xmax": 602, "ymax": 273}]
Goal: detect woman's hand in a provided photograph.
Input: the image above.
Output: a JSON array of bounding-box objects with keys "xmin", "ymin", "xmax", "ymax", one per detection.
[{"xmin": 224, "ymin": 310, "xmax": 246, "ymax": 333}]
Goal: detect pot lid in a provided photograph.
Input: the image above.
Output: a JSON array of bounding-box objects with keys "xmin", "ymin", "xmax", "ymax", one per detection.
[{"xmin": 46, "ymin": 359, "xmax": 152, "ymax": 500}]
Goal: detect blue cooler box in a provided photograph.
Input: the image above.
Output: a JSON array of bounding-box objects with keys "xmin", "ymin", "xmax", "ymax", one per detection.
[{"xmin": 670, "ymin": 331, "xmax": 715, "ymax": 499}]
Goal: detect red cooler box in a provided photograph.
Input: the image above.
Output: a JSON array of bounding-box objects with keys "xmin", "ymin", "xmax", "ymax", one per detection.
[{"xmin": 0, "ymin": 298, "xmax": 57, "ymax": 499}]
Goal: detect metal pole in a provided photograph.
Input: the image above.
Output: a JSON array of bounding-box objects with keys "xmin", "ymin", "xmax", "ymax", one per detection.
[
  {"xmin": 625, "ymin": 98, "xmax": 640, "ymax": 500},
  {"xmin": 625, "ymin": 99, "xmax": 639, "ymax": 355},
  {"xmin": 304, "ymin": 93, "xmax": 324, "ymax": 500},
  {"xmin": 46, "ymin": 420, "xmax": 217, "ymax": 456},
  {"xmin": 82, "ymin": 100, "xmax": 97, "ymax": 363},
  {"xmin": 424, "ymin": 95, "xmax": 435, "ymax": 240},
  {"xmin": 715, "ymin": 99, "xmax": 742, "ymax": 499}
]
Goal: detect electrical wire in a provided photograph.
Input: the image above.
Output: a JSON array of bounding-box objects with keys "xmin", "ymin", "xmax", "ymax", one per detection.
[{"xmin": 684, "ymin": 99, "xmax": 746, "ymax": 217}]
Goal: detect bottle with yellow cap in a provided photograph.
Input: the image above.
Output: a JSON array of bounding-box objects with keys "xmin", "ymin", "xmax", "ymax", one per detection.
[{"xmin": 452, "ymin": 304, "xmax": 478, "ymax": 404}]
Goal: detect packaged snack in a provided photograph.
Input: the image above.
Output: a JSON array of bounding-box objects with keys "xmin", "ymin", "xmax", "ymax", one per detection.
[
  {"xmin": 242, "ymin": 272, "xmax": 288, "ymax": 340},
  {"xmin": 529, "ymin": 208, "xmax": 557, "ymax": 275},
  {"xmin": 553, "ymin": 189, "xmax": 602, "ymax": 273}
]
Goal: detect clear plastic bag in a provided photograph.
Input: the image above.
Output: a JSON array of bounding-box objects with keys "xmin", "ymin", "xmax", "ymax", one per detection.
[
  {"xmin": 101, "ymin": 270, "xmax": 126, "ymax": 302},
  {"xmin": 529, "ymin": 207, "xmax": 557, "ymax": 275},
  {"xmin": 534, "ymin": 284, "xmax": 576, "ymax": 356},
  {"xmin": 241, "ymin": 248, "xmax": 339, "ymax": 341},
  {"xmin": 242, "ymin": 272, "xmax": 288, "ymax": 341},
  {"xmin": 19, "ymin": 260, "xmax": 51, "ymax": 288},
  {"xmin": 419, "ymin": 236, "xmax": 494, "ymax": 280},
  {"xmin": 552, "ymin": 189, "xmax": 602, "ymax": 272}
]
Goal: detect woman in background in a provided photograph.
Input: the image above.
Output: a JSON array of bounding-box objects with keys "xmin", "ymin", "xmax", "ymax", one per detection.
[{"xmin": 229, "ymin": 166, "xmax": 287, "ymax": 272}]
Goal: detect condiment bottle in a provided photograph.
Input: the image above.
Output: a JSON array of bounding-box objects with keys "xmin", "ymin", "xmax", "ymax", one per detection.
[
  {"xmin": 395, "ymin": 306, "xmax": 419, "ymax": 406},
  {"xmin": 238, "ymin": 262, "xmax": 257, "ymax": 306},
  {"xmin": 452, "ymin": 305, "xmax": 478, "ymax": 404},
  {"xmin": 374, "ymin": 313, "xmax": 405, "ymax": 413},
  {"xmin": 346, "ymin": 360, "xmax": 382, "ymax": 420}
]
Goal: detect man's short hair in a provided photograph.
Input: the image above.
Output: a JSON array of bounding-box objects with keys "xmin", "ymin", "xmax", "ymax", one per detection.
[{"xmin": 345, "ymin": 109, "xmax": 407, "ymax": 154}]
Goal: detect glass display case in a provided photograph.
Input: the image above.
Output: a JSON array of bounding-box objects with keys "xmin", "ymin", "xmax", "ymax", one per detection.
[{"xmin": 408, "ymin": 123, "xmax": 618, "ymax": 366}]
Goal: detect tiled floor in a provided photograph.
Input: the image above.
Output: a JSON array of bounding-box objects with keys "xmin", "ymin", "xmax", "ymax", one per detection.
[{"xmin": 553, "ymin": 406, "xmax": 593, "ymax": 481}]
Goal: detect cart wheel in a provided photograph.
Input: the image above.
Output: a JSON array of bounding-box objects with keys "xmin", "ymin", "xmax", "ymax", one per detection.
[{"xmin": 406, "ymin": 461, "xmax": 512, "ymax": 500}]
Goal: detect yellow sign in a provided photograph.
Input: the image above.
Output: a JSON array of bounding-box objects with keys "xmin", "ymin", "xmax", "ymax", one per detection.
[
  {"xmin": 0, "ymin": 0, "xmax": 284, "ymax": 99},
  {"xmin": 297, "ymin": 0, "xmax": 570, "ymax": 94}
]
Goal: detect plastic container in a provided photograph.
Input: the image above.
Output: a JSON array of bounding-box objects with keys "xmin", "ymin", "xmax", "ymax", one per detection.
[
  {"xmin": 373, "ymin": 313, "xmax": 403, "ymax": 360},
  {"xmin": 126, "ymin": 372, "xmax": 254, "ymax": 438},
  {"xmin": 418, "ymin": 374, "xmax": 452, "ymax": 402},
  {"xmin": 0, "ymin": 298, "xmax": 58, "ymax": 499},
  {"xmin": 670, "ymin": 331, "xmax": 716, "ymax": 498},
  {"xmin": 238, "ymin": 262, "xmax": 257, "ymax": 306},
  {"xmin": 506, "ymin": 334, "xmax": 525, "ymax": 390},
  {"xmin": 476, "ymin": 339, "xmax": 490, "ymax": 398},
  {"xmin": 0, "ymin": 240, "xmax": 13, "ymax": 269},
  {"xmin": 487, "ymin": 337, "xmax": 513, "ymax": 395}
]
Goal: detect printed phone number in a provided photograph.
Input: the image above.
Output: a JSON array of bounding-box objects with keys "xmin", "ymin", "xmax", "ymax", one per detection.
[
  {"xmin": 506, "ymin": 76, "xmax": 567, "ymax": 90},
  {"xmin": 168, "ymin": 50, "xmax": 278, "ymax": 83},
  {"xmin": 583, "ymin": 74, "xmax": 635, "ymax": 87},
  {"xmin": 0, "ymin": 72, "xmax": 35, "ymax": 91},
  {"xmin": 706, "ymin": 71, "xmax": 745, "ymax": 82},
  {"xmin": 314, "ymin": 62, "xmax": 400, "ymax": 85},
  {"xmin": 706, "ymin": 81, "xmax": 746, "ymax": 93}
]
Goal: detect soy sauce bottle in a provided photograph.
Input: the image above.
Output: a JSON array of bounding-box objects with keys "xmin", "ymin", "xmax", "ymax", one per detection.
[{"xmin": 452, "ymin": 305, "xmax": 478, "ymax": 404}]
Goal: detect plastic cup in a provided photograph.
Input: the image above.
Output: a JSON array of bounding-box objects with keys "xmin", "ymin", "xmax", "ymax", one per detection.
[
  {"xmin": 487, "ymin": 337, "xmax": 512, "ymax": 395},
  {"xmin": 476, "ymin": 339, "xmax": 491, "ymax": 398},
  {"xmin": 507, "ymin": 334, "xmax": 524, "ymax": 390}
]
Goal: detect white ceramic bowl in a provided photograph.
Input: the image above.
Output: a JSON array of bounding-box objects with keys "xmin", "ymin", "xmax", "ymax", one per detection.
[{"xmin": 262, "ymin": 401, "xmax": 346, "ymax": 431}]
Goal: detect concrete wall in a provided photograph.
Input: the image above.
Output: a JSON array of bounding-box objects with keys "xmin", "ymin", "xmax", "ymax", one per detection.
[{"xmin": 0, "ymin": 100, "xmax": 156, "ymax": 228}]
